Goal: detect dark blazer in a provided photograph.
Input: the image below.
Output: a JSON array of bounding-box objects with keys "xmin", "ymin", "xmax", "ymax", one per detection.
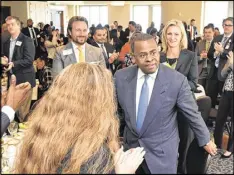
[
  {"xmin": 1, "ymin": 112, "xmax": 10, "ymax": 137},
  {"xmin": 114, "ymin": 64, "xmax": 210, "ymax": 173},
  {"xmin": 160, "ymin": 49, "xmax": 198, "ymax": 91},
  {"xmin": 91, "ymin": 41, "xmax": 117, "ymax": 74},
  {"xmin": 207, "ymin": 34, "xmax": 234, "ymax": 81},
  {"xmin": 21, "ymin": 27, "xmax": 40, "ymax": 39},
  {"xmin": 2, "ymin": 33, "xmax": 36, "ymax": 87}
]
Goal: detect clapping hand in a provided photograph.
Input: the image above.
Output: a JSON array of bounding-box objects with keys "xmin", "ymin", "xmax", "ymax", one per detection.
[
  {"xmin": 114, "ymin": 146, "xmax": 146, "ymax": 174},
  {"xmin": 227, "ymin": 51, "xmax": 233, "ymax": 65},
  {"xmin": 214, "ymin": 42, "xmax": 224, "ymax": 53}
]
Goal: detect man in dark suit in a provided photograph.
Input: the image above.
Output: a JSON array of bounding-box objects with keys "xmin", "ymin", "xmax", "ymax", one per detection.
[
  {"xmin": 195, "ymin": 25, "xmax": 214, "ymax": 88},
  {"xmin": 187, "ymin": 19, "xmax": 198, "ymax": 47},
  {"xmin": 91, "ymin": 25, "xmax": 119, "ymax": 75},
  {"xmin": 3, "ymin": 16, "xmax": 36, "ymax": 122},
  {"xmin": 207, "ymin": 17, "xmax": 233, "ymax": 107},
  {"xmin": 21, "ymin": 18, "xmax": 40, "ymax": 59},
  {"xmin": 1, "ymin": 75, "xmax": 31, "ymax": 137},
  {"xmin": 114, "ymin": 33, "xmax": 217, "ymax": 174}
]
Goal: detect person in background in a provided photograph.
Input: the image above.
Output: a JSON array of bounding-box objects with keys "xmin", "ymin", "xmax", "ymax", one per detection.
[
  {"xmin": 36, "ymin": 55, "xmax": 53, "ymax": 99},
  {"xmin": 14, "ymin": 63, "xmax": 145, "ymax": 174},
  {"xmin": 182, "ymin": 21, "xmax": 194, "ymax": 51},
  {"xmin": 1, "ymin": 23, "xmax": 11, "ymax": 46},
  {"xmin": 128, "ymin": 21, "xmax": 136, "ymax": 41},
  {"xmin": 187, "ymin": 19, "xmax": 198, "ymax": 45},
  {"xmin": 117, "ymin": 25, "xmax": 125, "ymax": 44},
  {"xmin": 160, "ymin": 19, "xmax": 199, "ymax": 174},
  {"xmin": 114, "ymin": 21, "xmax": 118, "ymax": 29},
  {"xmin": 1, "ymin": 75, "xmax": 31, "ymax": 137},
  {"xmin": 3, "ymin": 16, "xmax": 36, "ymax": 123},
  {"xmin": 136, "ymin": 24, "xmax": 142, "ymax": 32},
  {"xmin": 195, "ymin": 25, "xmax": 214, "ymax": 88},
  {"xmin": 21, "ymin": 19, "xmax": 40, "ymax": 59},
  {"xmin": 50, "ymin": 21, "xmax": 55, "ymax": 31},
  {"xmin": 91, "ymin": 25, "xmax": 119, "ymax": 75},
  {"xmin": 146, "ymin": 22, "xmax": 157, "ymax": 35},
  {"xmin": 207, "ymin": 17, "xmax": 233, "ymax": 108},
  {"xmin": 214, "ymin": 27, "xmax": 221, "ymax": 37},
  {"xmin": 44, "ymin": 28, "xmax": 59, "ymax": 68},
  {"xmin": 52, "ymin": 16, "xmax": 106, "ymax": 77},
  {"xmin": 214, "ymin": 51, "xmax": 233, "ymax": 158}
]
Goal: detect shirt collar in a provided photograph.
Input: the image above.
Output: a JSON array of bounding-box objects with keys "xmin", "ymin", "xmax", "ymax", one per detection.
[
  {"xmin": 10, "ymin": 36, "xmax": 18, "ymax": 42},
  {"xmin": 71, "ymin": 41, "xmax": 85, "ymax": 50},
  {"xmin": 224, "ymin": 32, "xmax": 233, "ymax": 38},
  {"xmin": 137, "ymin": 67, "xmax": 158, "ymax": 80},
  {"xmin": 96, "ymin": 42, "xmax": 104, "ymax": 47}
]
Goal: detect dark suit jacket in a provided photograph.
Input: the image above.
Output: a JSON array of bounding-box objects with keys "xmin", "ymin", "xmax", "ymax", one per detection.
[
  {"xmin": 207, "ymin": 34, "xmax": 234, "ymax": 81},
  {"xmin": 195, "ymin": 39, "xmax": 210, "ymax": 77},
  {"xmin": 114, "ymin": 64, "xmax": 210, "ymax": 173},
  {"xmin": 1, "ymin": 112, "xmax": 10, "ymax": 137},
  {"xmin": 91, "ymin": 41, "xmax": 117, "ymax": 74},
  {"xmin": 160, "ymin": 49, "xmax": 198, "ymax": 91},
  {"xmin": 21, "ymin": 27, "xmax": 40, "ymax": 39},
  {"xmin": 2, "ymin": 33, "xmax": 36, "ymax": 87}
]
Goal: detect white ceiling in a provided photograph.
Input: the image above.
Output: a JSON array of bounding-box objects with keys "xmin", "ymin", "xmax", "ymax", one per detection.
[{"xmin": 47, "ymin": 1, "xmax": 161, "ymax": 6}]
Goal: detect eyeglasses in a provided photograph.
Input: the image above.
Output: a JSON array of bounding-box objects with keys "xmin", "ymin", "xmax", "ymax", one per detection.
[
  {"xmin": 134, "ymin": 50, "xmax": 159, "ymax": 60},
  {"xmin": 223, "ymin": 24, "xmax": 233, "ymax": 27}
]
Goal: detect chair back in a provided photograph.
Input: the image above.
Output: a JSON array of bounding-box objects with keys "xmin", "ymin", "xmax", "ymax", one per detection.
[{"xmin": 197, "ymin": 96, "xmax": 211, "ymax": 123}]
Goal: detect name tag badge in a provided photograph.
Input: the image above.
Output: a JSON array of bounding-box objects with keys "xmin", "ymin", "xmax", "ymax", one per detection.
[
  {"xmin": 225, "ymin": 43, "xmax": 230, "ymax": 50},
  {"xmin": 63, "ymin": 49, "xmax": 73, "ymax": 56},
  {"xmin": 109, "ymin": 53, "xmax": 112, "ymax": 57},
  {"xmin": 16, "ymin": 41, "xmax": 22, "ymax": 46}
]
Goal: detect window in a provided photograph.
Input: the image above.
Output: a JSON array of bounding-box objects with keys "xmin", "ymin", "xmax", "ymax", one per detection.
[
  {"xmin": 152, "ymin": 5, "xmax": 161, "ymax": 32},
  {"xmin": 79, "ymin": 6, "xmax": 108, "ymax": 27},
  {"xmin": 203, "ymin": 1, "xmax": 229, "ymax": 33},
  {"xmin": 133, "ymin": 5, "xmax": 149, "ymax": 33}
]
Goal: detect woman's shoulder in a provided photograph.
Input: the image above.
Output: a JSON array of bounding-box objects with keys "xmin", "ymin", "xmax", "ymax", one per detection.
[{"xmin": 180, "ymin": 49, "xmax": 196, "ymax": 58}]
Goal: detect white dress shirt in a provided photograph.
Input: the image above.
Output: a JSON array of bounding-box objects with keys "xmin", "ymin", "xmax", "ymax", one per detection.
[
  {"xmin": 2, "ymin": 106, "xmax": 15, "ymax": 122},
  {"xmin": 136, "ymin": 68, "xmax": 158, "ymax": 120},
  {"xmin": 71, "ymin": 42, "xmax": 86, "ymax": 63},
  {"xmin": 96, "ymin": 42, "xmax": 108, "ymax": 57}
]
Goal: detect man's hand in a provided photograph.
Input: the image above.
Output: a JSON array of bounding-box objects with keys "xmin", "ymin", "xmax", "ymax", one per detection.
[
  {"xmin": 6, "ymin": 75, "xmax": 31, "ymax": 111},
  {"xmin": 4, "ymin": 62, "xmax": 14, "ymax": 72},
  {"xmin": 109, "ymin": 52, "xmax": 119, "ymax": 64},
  {"xmin": 203, "ymin": 140, "xmax": 217, "ymax": 156},
  {"xmin": 200, "ymin": 51, "xmax": 208, "ymax": 59},
  {"xmin": 214, "ymin": 42, "xmax": 224, "ymax": 53}
]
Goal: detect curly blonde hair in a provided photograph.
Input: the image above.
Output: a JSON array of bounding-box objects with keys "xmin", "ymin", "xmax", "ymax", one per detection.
[
  {"xmin": 14, "ymin": 63, "xmax": 120, "ymax": 174},
  {"xmin": 161, "ymin": 19, "xmax": 188, "ymax": 53}
]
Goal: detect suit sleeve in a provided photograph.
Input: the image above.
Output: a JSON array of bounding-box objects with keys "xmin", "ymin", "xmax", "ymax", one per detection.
[
  {"xmin": 114, "ymin": 72, "xmax": 126, "ymax": 137},
  {"xmin": 176, "ymin": 76, "xmax": 210, "ymax": 147},
  {"xmin": 52, "ymin": 49, "xmax": 64, "ymax": 77},
  {"xmin": 12, "ymin": 37, "xmax": 35, "ymax": 70},
  {"xmin": 195, "ymin": 43, "xmax": 203, "ymax": 64},
  {"xmin": 187, "ymin": 52, "xmax": 198, "ymax": 91},
  {"xmin": 207, "ymin": 39, "xmax": 216, "ymax": 61},
  {"xmin": 98, "ymin": 49, "xmax": 107, "ymax": 68},
  {"xmin": 1, "ymin": 112, "xmax": 10, "ymax": 137}
]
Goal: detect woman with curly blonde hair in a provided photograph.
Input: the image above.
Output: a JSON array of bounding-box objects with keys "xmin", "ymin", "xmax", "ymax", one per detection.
[{"xmin": 14, "ymin": 63, "xmax": 145, "ymax": 174}]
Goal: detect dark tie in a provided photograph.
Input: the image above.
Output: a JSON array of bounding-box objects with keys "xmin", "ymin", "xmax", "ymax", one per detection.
[
  {"xmin": 101, "ymin": 44, "xmax": 108, "ymax": 60},
  {"xmin": 31, "ymin": 28, "xmax": 38, "ymax": 47},
  {"xmin": 136, "ymin": 75, "xmax": 149, "ymax": 133}
]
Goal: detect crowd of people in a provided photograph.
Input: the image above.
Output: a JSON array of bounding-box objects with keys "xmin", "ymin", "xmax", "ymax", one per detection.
[{"xmin": 1, "ymin": 14, "xmax": 233, "ymax": 174}]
